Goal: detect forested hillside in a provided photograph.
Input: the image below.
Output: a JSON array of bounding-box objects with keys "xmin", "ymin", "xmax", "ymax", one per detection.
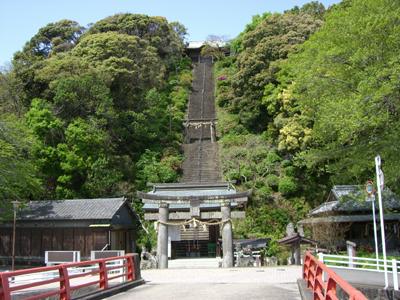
[
  {"xmin": 214, "ymin": 0, "xmax": 400, "ymax": 251},
  {"xmin": 0, "ymin": 14, "xmax": 191, "ymax": 204},
  {"xmin": 1, "ymin": 0, "xmax": 399, "ymax": 253}
]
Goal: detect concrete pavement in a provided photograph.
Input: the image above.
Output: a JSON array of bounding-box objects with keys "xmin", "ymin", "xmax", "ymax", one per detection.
[
  {"xmin": 104, "ymin": 266, "xmax": 303, "ymax": 300},
  {"xmin": 330, "ymin": 266, "xmax": 398, "ymax": 288}
]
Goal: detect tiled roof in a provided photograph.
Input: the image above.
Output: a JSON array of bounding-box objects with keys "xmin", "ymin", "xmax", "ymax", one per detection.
[
  {"xmin": 142, "ymin": 202, "xmax": 238, "ymax": 211},
  {"xmin": 17, "ymin": 198, "xmax": 127, "ymax": 220},
  {"xmin": 330, "ymin": 185, "xmax": 361, "ymax": 199},
  {"xmin": 232, "ymin": 238, "xmax": 271, "ymax": 249},
  {"xmin": 309, "ymin": 186, "xmax": 399, "ymax": 216},
  {"xmin": 141, "ymin": 182, "xmax": 241, "ymax": 211},
  {"xmin": 298, "ymin": 213, "xmax": 400, "ymax": 224},
  {"xmin": 187, "ymin": 40, "xmax": 227, "ymax": 49}
]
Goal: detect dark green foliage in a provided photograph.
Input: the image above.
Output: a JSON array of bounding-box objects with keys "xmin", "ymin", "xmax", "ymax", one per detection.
[
  {"xmin": 290, "ymin": 0, "xmax": 400, "ymax": 192},
  {"xmin": 1, "ymin": 13, "xmax": 190, "ymax": 202},
  {"xmin": 229, "ymin": 12, "xmax": 323, "ymax": 133},
  {"xmin": 0, "ymin": 115, "xmax": 43, "ymax": 203},
  {"xmin": 15, "ymin": 19, "xmax": 85, "ymax": 60},
  {"xmin": 283, "ymin": 166, "xmax": 297, "ymax": 178},
  {"xmin": 216, "ymin": 2, "xmax": 338, "ymax": 244},
  {"xmin": 265, "ymin": 174, "xmax": 280, "ymax": 190},
  {"xmin": 217, "ymin": 0, "xmax": 400, "ymax": 250},
  {"xmin": 285, "ymin": 1, "xmax": 327, "ymax": 20},
  {"xmin": 278, "ymin": 177, "xmax": 298, "ymax": 195}
]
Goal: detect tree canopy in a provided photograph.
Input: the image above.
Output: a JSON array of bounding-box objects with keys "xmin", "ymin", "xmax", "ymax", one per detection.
[
  {"xmin": 213, "ymin": 0, "xmax": 400, "ymax": 252},
  {"xmin": 1, "ymin": 13, "xmax": 190, "ymax": 202},
  {"xmin": 290, "ymin": 0, "xmax": 400, "ymax": 188}
]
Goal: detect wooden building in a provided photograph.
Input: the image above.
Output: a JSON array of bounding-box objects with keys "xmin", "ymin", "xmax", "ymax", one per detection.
[
  {"xmin": 298, "ymin": 185, "xmax": 400, "ymax": 253},
  {"xmin": 184, "ymin": 41, "xmax": 231, "ymax": 63},
  {"xmin": 0, "ymin": 198, "xmax": 138, "ymax": 265}
]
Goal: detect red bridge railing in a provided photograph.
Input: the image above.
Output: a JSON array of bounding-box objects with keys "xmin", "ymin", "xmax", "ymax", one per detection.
[
  {"xmin": 0, "ymin": 254, "xmax": 135, "ymax": 300},
  {"xmin": 303, "ymin": 252, "xmax": 368, "ymax": 300}
]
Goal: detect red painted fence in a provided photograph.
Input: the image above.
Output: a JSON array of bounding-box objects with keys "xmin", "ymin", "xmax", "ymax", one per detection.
[
  {"xmin": 0, "ymin": 255, "xmax": 135, "ymax": 300},
  {"xmin": 303, "ymin": 252, "xmax": 368, "ymax": 300}
]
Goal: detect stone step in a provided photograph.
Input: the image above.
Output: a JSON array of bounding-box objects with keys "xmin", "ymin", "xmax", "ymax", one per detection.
[
  {"xmin": 181, "ymin": 62, "xmax": 221, "ymax": 183},
  {"xmin": 168, "ymin": 258, "xmax": 222, "ymax": 269}
]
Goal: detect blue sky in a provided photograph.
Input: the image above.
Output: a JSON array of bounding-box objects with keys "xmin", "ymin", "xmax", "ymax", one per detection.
[{"xmin": 0, "ymin": 0, "xmax": 341, "ymax": 66}]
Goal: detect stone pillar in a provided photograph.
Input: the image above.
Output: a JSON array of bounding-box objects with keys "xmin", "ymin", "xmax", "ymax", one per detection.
[
  {"xmin": 295, "ymin": 240, "xmax": 301, "ymax": 265},
  {"xmin": 290, "ymin": 245, "xmax": 295, "ymax": 265},
  {"xmin": 221, "ymin": 201, "xmax": 233, "ymax": 268},
  {"xmin": 210, "ymin": 121, "xmax": 216, "ymax": 143},
  {"xmin": 185, "ymin": 124, "xmax": 190, "ymax": 144},
  {"xmin": 157, "ymin": 203, "xmax": 169, "ymax": 269},
  {"xmin": 347, "ymin": 241, "xmax": 357, "ymax": 268}
]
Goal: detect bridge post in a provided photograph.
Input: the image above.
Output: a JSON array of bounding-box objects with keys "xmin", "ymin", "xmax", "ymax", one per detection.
[
  {"xmin": 221, "ymin": 201, "xmax": 234, "ymax": 268},
  {"xmin": 157, "ymin": 203, "xmax": 169, "ymax": 269}
]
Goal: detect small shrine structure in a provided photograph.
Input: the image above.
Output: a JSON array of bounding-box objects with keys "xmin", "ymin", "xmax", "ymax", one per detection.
[
  {"xmin": 137, "ymin": 182, "xmax": 252, "ymax": 269},
  {"xmin": 276, "ymin": 233, "xmax": 317, "ymax": 265}
]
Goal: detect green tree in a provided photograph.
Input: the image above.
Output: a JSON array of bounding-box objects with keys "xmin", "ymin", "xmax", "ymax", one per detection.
[
  {"xmin": 285, "ymin": 1, "xmax": 327, "ymax": 20},
  {"xmin": 290, "ymin": 0, "xmax": 400, "ymax": 191},
  {"xmin": 0, "ymin": 10, "xmax": 190, "ymax": 205},
  {"xmin": 230, "ymin": 12, "xmax": 273, "ymax": 54},
  {"xmin": 0, "ymin": 64, "xmax": 27, "ymax": 116},
  {"xmin": 15, "ymin": 19, "xmax": 85, "ymax": 60},
  {"xmin": 85, "ymin": 14, "xmax": 187, "ymax": 58},
  {"xmin": 230, "ymin": 12, "xmax": 323, "ymax": 131},
  {"xmin": 56, "ymin": 118, "xmax": 111, "ymax": 198},
  {"xmin": 0, "ymin": 115, "xmax": 43, "ymax": 203},
  {"xmin": 135, "ymin": 149, "xmax": 183, "ymax": 190},
  {"xmin": 52, "ymin": 75, "xmax": 115, "ymax": 122}
]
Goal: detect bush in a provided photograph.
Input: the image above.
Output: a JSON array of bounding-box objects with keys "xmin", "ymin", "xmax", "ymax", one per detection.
[
  {"xmin": 266, "ymin": 174, "xmax": 280, "ymax": 190},
  {"xmin": 283, "ymin": 166, "xmax": 297, "ymax": 178},
  {"xmin": 278, "ymin": 177, "xmax": 298, "ymax": 195},
  {"xmin": 267, "ymin": 152, "xmax": 281, "ymax": 163}
]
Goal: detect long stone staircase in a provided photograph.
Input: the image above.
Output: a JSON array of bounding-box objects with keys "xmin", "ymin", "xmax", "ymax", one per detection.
[
  {"xmin": 180, "ymin": 63, "xmax": 222, "ymax": 183},
  {"xmin": 171, "ymin": 63, "xmax": 223, "ymax": 268}
]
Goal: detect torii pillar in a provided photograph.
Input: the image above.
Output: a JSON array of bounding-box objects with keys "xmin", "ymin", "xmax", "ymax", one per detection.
[
  {"xmin": 221, "ymin": 201, "xmax": 234, "ymax": 268},
  {"xmin": 157, "ymin": 203, "xmax": 169, "ymax": 269}
]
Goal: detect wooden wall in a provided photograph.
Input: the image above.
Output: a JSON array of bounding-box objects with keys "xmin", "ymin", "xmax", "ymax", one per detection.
[{"xmin": 0, "ymin": 227, "xmax": 109, "ymax": 259}]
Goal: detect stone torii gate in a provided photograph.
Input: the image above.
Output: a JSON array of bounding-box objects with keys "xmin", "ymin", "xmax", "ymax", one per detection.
[
  {"xmin": 183, "ymin": 118, "xmax": 217, "ymax": 143},
  {"xmin": 137, "ymin": 182, "xmax": 252, "ymax": 269}
]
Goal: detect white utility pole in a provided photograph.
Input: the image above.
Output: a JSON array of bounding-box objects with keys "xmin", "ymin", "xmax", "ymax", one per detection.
[{"xmin": 375, "ymin": 155, "xmax": 388, "ymax": 289}]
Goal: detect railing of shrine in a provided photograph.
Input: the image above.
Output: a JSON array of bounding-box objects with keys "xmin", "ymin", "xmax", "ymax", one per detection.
[
  {"xmin": 0, "ymin": 255, "xmax": 135, "ymax": 300},
  {"xmin": 303, "ymin": 252, "xmax": 368, "ymax": 300}
]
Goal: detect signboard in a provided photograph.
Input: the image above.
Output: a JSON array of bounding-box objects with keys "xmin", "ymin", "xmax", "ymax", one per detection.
[{"xmin": 365, "ymin": 181, "xmax": 374, "ymax": 195}]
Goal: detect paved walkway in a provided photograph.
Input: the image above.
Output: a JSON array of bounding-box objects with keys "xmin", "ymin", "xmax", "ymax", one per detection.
[
  {"xmin": 331, "ymin": 266, "xmax": 398, "ymax": 288},
  {"xmin": 104, "ymin": 266, "xmax": 303, "ymax": 300}
]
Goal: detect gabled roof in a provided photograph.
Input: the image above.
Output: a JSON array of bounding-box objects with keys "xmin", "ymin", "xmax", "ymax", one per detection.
[
  {"xmin": 16, "ymin": 198, "xmax": 129, "ymax": 221},
  {"xmin": 186, "ymin": 40, "xmax": 227, "ymax": 49},
  {"xmin": 299, "ymin": 213, "xmax": 400, "ymax": 224},
  {"xmin": 276, "ymin": 233, "xmax": 317, "ymax": 245},
  {"xmin": 140, "ymin": 182, "xmax": 251, "ymax": 211},
  {"xmin": 309, "ymin": 185, "xmax": 400, "ymax": 216},
  {"xmin": 232, "ymin": 238, "xmax": 271, "ymax": 249},
  {"xmin": 187, "ymin": 41, "xmax": 206, "ymax": 49},
  {"xmin": 142, "ymin": 202, "xmax": 238, "ymax": 212},
  {"xmin": 327, "ymin": 185, "xmax": 361, "ymax": 201}
]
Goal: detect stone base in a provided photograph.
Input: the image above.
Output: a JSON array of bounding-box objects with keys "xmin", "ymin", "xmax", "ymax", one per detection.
[
  {"xmin": 236, "ymin": 257, "xmax": 254, "ymax": 267},
  {"xmin": 140, "ymin": 261, "xmax": 157, "ymax": 270}
]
